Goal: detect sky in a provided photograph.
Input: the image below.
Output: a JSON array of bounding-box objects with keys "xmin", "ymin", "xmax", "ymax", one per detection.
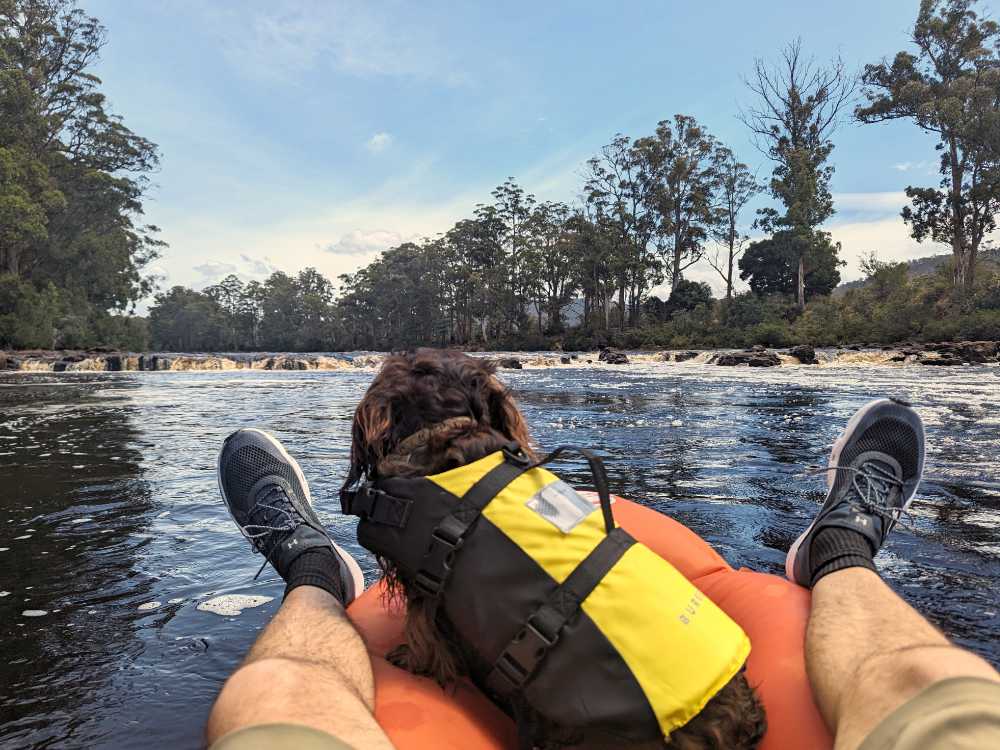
[{"xmin": 82, "ymin": 0, "xmax": 973, "ymax": 306}]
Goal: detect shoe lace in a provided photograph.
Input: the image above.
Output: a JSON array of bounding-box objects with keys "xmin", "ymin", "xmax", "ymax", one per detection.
[
  {"xmin": 806, "ymin": 461, "xmax": 913, "ymax": 530},
  {"xmin": 240, "ymin": 483, "xmax": 303, "ymax": 579}
]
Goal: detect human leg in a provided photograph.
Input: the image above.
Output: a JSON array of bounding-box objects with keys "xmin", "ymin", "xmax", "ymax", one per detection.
[
  {"xmin": 806, "ymin": 567, "xmax": 998, "ymax": 749},
  {"xmin": 787, "ymin": 399, "xmax": 1000, "ymax": 749},
  {"xmin": 207, "ymin": 429, "xmax": 392, "ymax": 749},
  {"xmin": 206, "ymin": 586, "xmax": 393, "ymax": 749}
]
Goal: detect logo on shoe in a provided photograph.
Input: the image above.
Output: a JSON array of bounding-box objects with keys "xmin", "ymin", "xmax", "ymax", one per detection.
[
  {"xmin": 286, "ymin": 539, "xmax": 299, "ymax": 549},
  {"xmin": 852, "ymin": 514, "xmax": 870, "ymax": 528}
]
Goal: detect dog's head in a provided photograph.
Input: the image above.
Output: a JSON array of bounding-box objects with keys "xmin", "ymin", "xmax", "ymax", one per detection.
[{"xmin": 346, "ymin": 348, "xmax": 534, "ymax": 486}]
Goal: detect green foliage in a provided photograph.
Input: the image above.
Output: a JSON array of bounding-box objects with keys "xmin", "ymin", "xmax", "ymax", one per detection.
[
  {"xmin": 740, "ymin": 230, "xmax": 842, "ymax": 298},
  {"xmin": 857, "ymin": 0, "xmax": 1000, "ymax": 293},
  {"xmin": 0, "ymin": 274, "xmax": 60, "ymax": 348},
  {"xmin": 0, "ymin": 0, "xmax": 161, "ymax": 350},
  {"xmin": 668, "ymin": 279, "xmax": 713, "ymax": 314}
]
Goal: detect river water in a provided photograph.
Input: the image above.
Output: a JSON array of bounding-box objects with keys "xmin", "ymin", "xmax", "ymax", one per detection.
[{"xmin": 1, "ymin": 358, "xmax": 998, "ymax": 749}]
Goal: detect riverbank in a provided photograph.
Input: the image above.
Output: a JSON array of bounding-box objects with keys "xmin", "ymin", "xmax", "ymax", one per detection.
[{"xmin": 3, "ymin": 341, "xmax": 999, "ymax": 372}]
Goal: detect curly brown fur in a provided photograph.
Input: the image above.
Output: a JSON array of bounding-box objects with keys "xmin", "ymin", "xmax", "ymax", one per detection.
[{"xmin": 344, "ymin": 348, "xmax": 765, "ymax": 749}]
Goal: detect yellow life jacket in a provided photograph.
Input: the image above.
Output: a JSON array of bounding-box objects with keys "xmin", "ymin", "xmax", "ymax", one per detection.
[{"xmin": 341, "ymin": 444, "xmax": 750, "ymax": 744}]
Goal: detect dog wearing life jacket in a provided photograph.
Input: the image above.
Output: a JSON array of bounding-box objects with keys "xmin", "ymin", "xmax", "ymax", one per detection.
[{"xmin": 343, "ymin": 348, "xmax": 766, "ymax": 749}]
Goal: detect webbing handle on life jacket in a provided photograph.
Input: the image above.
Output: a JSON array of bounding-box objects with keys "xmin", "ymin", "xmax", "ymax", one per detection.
[{"xmin": 530, "ymin": 446, "xmax": 616, "ymax": 535}]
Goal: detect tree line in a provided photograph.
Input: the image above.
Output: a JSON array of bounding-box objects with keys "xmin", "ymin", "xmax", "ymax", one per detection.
[{"xmin": 3, "ymin": 1, "xmax": 1000, "ymax": 352}]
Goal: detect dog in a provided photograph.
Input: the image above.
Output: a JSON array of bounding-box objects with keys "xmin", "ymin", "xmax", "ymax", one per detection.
[{"xmin": 343, "ymin": 348, "xmax": 766, "ymax": 749}]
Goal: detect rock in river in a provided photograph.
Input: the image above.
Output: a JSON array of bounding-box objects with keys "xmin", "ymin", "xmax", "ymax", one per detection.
[
  {"xmin": 715, "ymin": 351, "xmax": 782, "ymax": 367},
  {"xmin": 787, "ymin": 345, "xmax": 817, "ymax": 365},
  {"xmin": 598, "ymin": 348, "xmax": 629, "ymax": 365}
]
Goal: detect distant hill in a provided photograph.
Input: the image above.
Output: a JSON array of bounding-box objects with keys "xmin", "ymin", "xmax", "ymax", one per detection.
[{"xmin": 835, "ymin": 247, "xmax": 1000, "ymax": 295}]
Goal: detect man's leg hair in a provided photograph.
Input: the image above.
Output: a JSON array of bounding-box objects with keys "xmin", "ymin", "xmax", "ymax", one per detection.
[
  {"xmin": 206, "ymin": 586, "xmax": 394, "ymax": 749},
  {"xmin": 806, "ymin": 567, "xmax": 999, "ymax": 750}
]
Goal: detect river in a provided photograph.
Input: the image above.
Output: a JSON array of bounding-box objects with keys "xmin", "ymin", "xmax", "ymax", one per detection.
[{"xmin": 1, "ymin": 358, "xmax": 998, "ymax": 748}]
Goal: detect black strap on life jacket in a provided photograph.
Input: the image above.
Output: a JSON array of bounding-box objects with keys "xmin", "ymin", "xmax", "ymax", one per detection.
[
  {"xmin": 485, "ymin": 526, "xmax": 635, "ymax": 698},
  {"xmin": 339, "ymin": 484, "xmax": 412, "ymax": 527},
  {"xmin": 414, "ymin": 442, "xmax": 532, "ymax": 599}
]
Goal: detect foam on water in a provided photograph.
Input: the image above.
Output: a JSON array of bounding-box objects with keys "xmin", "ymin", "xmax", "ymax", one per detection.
[
  {"xmin": 197, "ymin": 594, "xmax": 274, "ymax": 617},
  {"xmin": 21, "ymin": 610, "xmax": 47, "ymax": 617},
  {"xmin": 137, "ymin": 601, "xmax": 161, "ymax": 611}
]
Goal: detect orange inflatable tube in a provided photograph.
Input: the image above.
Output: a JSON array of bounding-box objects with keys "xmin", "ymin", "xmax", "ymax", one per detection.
[{"xmin": 346, "ymin": 498, "xmax": 833, "ymax": 749}]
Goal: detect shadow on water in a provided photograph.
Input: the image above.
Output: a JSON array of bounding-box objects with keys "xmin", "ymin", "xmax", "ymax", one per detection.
[
  {"xmin": 0, "ymin": 377, "xmax": 155, "ymax": 747},
  {"xmin": 0, "ymin": 364, "xmax": 998, "ymax": 749}
]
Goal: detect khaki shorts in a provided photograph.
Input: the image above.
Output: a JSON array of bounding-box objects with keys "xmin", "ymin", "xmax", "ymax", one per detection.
[
  {"xmin": 210, "ymin": 677, "xmax": 1000, "ymax": 750},
  {"xmin": 859, "ymin": 677, "xmax": 1000, "ymax": 750},
  {"xmin": 210, "ymin": 723, "xmax": 355, "ymax": 750}
]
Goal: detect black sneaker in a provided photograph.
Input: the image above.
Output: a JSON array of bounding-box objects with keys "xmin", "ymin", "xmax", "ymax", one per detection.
[
  {"xmin": 785, "ymin": 398, "xmax": 925, "ymax": 586},
  {"xmin": 217, "ymin": 428, "xmax": 364, "ymax": 603}
]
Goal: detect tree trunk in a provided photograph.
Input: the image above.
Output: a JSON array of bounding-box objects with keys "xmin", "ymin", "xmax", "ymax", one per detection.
[
  {"xmin": 726, "ymin": 233, "xmax": 735, "ymax": 302},
  {"xmin": 618, "ymin": 282, "xmax": 626, "ymax": 331},
  {"xmin": 954, "ymin": 248, "xmax": 975, "ymax": 296},
  {"xmin": 797, "ymin": 254, "xmax": 806, "ymax": 311},
  {"xmin": 948, "ymin": 136, "xmax": 971, "ymax": 295}
]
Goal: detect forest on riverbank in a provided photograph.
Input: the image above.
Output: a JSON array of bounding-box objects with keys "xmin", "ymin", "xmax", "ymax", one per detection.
[{"xmin": 2, "ymin": 0, "xmax": 1000, "ymax": 352}]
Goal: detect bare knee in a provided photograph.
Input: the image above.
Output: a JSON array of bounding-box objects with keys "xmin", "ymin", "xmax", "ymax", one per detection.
[
  {"xmin": 207, "ymin": 658, "xmax": 311, "ymax": 743},
  {"xmin": 856, "ymin": 644, "xmax": 998, "ymax": 698}
]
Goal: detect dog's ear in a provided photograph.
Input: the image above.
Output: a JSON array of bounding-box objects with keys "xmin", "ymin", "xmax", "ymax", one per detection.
[
  {"xmin": 348, "ymin": 394, "xmax": 392, "ymax": 484},
  {"xmin": 486, "ymin": 375, "xmax": 534, "ymax": 456}
]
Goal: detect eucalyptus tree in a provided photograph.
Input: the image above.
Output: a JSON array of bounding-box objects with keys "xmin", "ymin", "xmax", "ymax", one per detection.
[
  {"xmin": 583, "ymin": 134, "xmax": 660, "ymax": 329},
  {"xmin": 857, "ymin": 0, "xmax": 1000, "ymax": 295},
  {"xmin": 488, "ymin": 178, "xmax": 537, "ymax": 333},
  {"xmin": 637, "ymin": 115, "xmax": 720, "ymax": 293},
  {"xmin": 524, "ymin": 201, "xmax": 579, "ymax": 333},
  {"xmin": 741, "ymin": 39, "xmax": 854, "ymax": 309},
  {"xmin": 708, "ymin": 147, "xmax": 761, "ymax": 301}
]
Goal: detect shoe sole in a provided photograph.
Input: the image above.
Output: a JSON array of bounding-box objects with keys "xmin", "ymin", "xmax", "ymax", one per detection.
[
  {"xmin": 217, "ymin": 428, "xmax": 366, "ymax": 598},
  {"xmin": 784, "ymin": 399, "xmax": 924, "ymax": 583}
]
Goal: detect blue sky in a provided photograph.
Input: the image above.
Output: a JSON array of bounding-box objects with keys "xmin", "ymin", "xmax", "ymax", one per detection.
[{"xmin": 83, "ymin": 0, "xmax": 962, "ymax": 303}]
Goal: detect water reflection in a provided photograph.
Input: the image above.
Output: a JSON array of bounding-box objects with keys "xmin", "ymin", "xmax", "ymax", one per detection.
[{"xmin": 0, "ymin": 377, "xmax": 154, "ymax": 746}]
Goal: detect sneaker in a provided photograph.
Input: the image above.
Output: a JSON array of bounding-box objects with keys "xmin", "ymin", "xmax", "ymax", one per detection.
[
  {"xmin": 785, "ymin": 398, "xmax": 925, "ymax": 586},
  {"xmin": 217, "ymin": 428, "xmax": 365, "ymax": 603}
]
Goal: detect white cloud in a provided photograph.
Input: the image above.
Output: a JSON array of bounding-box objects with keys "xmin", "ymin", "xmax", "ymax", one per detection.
[
  {"xmin": 833, "ymin": 191, "xmax": 908, "ymax": 215},
  {"xmin": 193, "ymin": 261, "xmax": 238, "ymax": 283},
  {"xmin": 893, "ymin": 160, "xmax": 935, "ymax": 174},
  {"xmin": 189, "ymin": 256, "xmax": 279, "ymax": 289},
  {"xmin": 324, "ymin": 229, "xmax": 409, "ymax": 255},
  {"xmin": 239, "ymin": 254, "xmax": 278, "ymax": 278},
  {"xmin": 365, "ymin": 132, "xmax": 393, "ymax": 153},
  {"xmin": 828, "ymin": 217, "xmax": 932, "ymax": 282}
]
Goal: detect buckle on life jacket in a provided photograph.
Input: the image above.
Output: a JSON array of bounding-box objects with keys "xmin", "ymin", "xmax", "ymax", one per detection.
[
  {"xmin": 490, "ymin": 613, "xmax": 561, "ymax": 692},
  {"xmin": 340, "ymin": 485, "xmax": 412, "ymax": 528},
  {"xmin": 414, "ymin": 516, "xmax": 466, "ymax": 597}
]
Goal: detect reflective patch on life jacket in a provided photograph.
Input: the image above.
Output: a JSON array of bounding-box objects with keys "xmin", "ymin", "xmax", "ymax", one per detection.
[{"xmin": 524, "ymin": 479, "xmax": 596, "ymax": 534}]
